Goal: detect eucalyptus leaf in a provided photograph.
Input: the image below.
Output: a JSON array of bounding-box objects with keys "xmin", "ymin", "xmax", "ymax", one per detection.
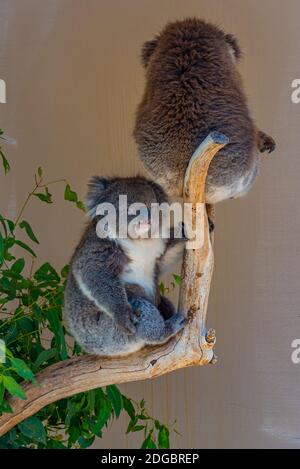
[
  {"xmin": 106, "ymin": 385, "xmax": 123, "ymax": 418},
  {"xmin": 0, "ymin": 149, "xmax": 10, "ymax": 174},
  {"xmin": 76, "ymin": 201, "xmax": 86, "ymax": 212},
  {"xmin": 92, "ymin": 396, "xmax": 112, "ymax": 435},
  {"xmin": 122, "ymin": 396, "xmax": 135, "ymax": 420},
  {"xmin": 14, "ymin": 239, "xmax": 36, "ymax": 257},
  {"xmin": 0, "ymin": 232, "xmax": 4, "ymax": 265},
  {"xmin": 34, "ymin": 348, "xmax": 57, "ymax": 369},
  {"xmin": 33, "ymin": 192, "xmax": 52, "ymax": 204},
  {"xmin": 2, "ymin": 376, "xmax": 26, "ymax": 400},
  {"xmin": 11, "ymin": 258, "xmax": 25, "ymax": 274},
  {"xmin": 19, "ymin": 417, "xmax": 46, "ymax": 444},
  {"xmin": 64, "ymin": 184, "xmax": 78, "ymax": 202},
  {"xmin": 158, "ymin": 426, "xmax": 170, "ymax": 449},
  {"xmin": 19, "ymin": 220, "xmax": 39, "ymax": 244},
  {"xmin": 9, "ymin": 357, "xmax": 36, "ymax": 382},
  {"xmin": 172, "ymin": 274, "xmax": 182, "ymax": 285}
]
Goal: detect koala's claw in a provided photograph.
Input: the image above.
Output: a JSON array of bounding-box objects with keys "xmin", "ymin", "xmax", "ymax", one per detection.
[
  {"xmin": 261, "ymin": 136, "xmax": 276, "ymax": 153},
  {"xmin": 257, "ymin": 131, "xmax": 276, "ymax": 154},
  {"xmin": 168, "ymin": 313, "xmax": 187, "ymax": 334},
  {"xmin": 117, "ymin": 309, "xmax": 137, "ymax": 335},
  {"xmin": 121, "ymin": 322, "xmax": 136, "ymax": 335}
]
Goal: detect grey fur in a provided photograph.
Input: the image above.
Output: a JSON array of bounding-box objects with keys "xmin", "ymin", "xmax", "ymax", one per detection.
[{"xmin": 64, "ymin": 176, "xmax": 186, "ymax": 357}]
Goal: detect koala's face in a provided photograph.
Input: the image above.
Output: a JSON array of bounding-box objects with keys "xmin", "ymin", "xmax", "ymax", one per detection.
[
  {"xmin": 86, "ymin": 176, "xmax": 169, "ymax": 240},
  {"xmin": 141, "ymin": 18, "xmax": 242, "ymax": 72}
]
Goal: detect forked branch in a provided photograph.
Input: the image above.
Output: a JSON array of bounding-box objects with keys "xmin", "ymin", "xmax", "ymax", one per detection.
[{"xmin": 0, "ymin": 132, "xmax": 228, "ymax": 436}]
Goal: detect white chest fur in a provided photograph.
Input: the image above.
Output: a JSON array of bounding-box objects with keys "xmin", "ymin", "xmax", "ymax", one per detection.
[{"xmin": 118, "ymin": 238, "xmax": 165, "ymax": 298}]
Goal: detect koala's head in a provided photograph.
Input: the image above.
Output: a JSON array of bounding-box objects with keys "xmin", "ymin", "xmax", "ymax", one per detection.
[
  {"xmin": 141, "ymin": 18, "xmax": 242, "ymax": 71},
  {"xmin": 86, "ymin": 176, "xmax": 169, "ymax": 240}
]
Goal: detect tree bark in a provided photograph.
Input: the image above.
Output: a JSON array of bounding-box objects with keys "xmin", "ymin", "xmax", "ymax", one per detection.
[{"xmin": 0, "ymin": 132, "xmax": 228, "ymax": 437}]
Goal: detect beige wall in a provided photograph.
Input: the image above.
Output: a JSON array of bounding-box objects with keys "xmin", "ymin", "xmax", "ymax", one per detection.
[{"xmin": 1, "ymin": 0, "xmax": 300, "ymax": 448}]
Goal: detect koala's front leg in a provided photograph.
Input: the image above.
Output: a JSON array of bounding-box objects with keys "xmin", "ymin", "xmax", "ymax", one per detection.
[
  {"xmin": 256, "ymin": 130, "xmax": 276, "ymax": 154},
  {"xmin": 72, "ymin": 261, "xmax": 136, "ymax": 334}
]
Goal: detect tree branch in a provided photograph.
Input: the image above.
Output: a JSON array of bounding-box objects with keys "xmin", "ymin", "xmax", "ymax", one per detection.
[{"xmin": 0, "ymin": 132, "xmax": 228, "ymax": 436}]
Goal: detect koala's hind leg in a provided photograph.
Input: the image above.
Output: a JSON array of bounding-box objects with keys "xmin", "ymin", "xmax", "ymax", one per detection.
[
  {"xmin": 256, "ymin": 130, "xmax": 276, "ymax": 154},
  {"xmin": 206, "ymin": 158, "xmax": 259, "ymax": 204}
]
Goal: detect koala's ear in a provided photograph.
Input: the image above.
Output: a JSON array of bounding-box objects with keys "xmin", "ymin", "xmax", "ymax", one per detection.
[
  {"xmin": 148, "ymin": 180, "xmax": 169, "ymax": 204},
  {"xmin": 86, "ymin": 176, "xmax": 109, "ymax": 217},
  {"xmin": 141, "ymin": 38, "xmax": 158, "ymax": 67},
  {"xmin": 224, "ymin": 33, "xmax": 242, "ymax": 62}
]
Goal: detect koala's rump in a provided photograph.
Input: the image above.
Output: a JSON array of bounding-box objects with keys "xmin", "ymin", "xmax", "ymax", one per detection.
[{"xmin": 134, "ymin": 43, "xmax": 256, "ymax": 193}]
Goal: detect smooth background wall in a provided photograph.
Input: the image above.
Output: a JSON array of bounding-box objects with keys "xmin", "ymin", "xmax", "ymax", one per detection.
[{"xmin": 0, "ymin": 0, "xmax": 299, "ymax": 449}]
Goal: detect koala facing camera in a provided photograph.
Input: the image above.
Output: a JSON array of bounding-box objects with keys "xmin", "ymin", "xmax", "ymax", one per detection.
[{"xmin": 64, "ymin": 176, "xmax": 186, "ymax": 356}]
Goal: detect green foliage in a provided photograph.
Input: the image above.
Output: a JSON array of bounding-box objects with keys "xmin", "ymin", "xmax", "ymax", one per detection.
[
  {"xmin": 0, "ymin": 130, "xmax": 10, "ymax": 174},
  {"xmin": 0, "ymin": 129, "xmax": 176, "ymax": 449},
  {"xmin": 64, "ymin": 183, "xmax": 85, "ymax": 212},
  {"xmin": 159, "ymin": 274, "xmax": 182, "ymax": 296},
  {"xmin": 126, "ymin": 398, "xmax": 174, "ymax": 449}
]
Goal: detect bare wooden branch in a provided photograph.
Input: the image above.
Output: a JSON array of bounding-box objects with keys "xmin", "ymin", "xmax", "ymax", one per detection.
[{"xmin": 0, "ymin": 132, "xmax": 228, "ymax": 437}]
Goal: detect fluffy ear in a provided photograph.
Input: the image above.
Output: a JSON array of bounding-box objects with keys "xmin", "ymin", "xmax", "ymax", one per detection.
[
  {"xmin": 86, "ymin": 176, "xmax": 109, "ymax": 217},
  {"xmin": 141, "ymin": 38, "xmax": 158, "ymax": 67},
  {"xmin": 148, "ymin": 180, "xmax": 169, "ymax": 204},
  {"xmin": 224, "ymin": 33, "xmax": 242, "ymax": 62}
]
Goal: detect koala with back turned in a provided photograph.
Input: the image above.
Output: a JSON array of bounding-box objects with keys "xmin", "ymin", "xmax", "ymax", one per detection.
[
  {"xmin": 64, "ymin": 176, "xmax": 186, "ymax": 356},
  {"xmin": 134, "ymin": 18, "xmax": 276, "ymax": 203}
]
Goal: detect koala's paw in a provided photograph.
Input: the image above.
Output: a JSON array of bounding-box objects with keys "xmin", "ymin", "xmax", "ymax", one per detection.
[
  {"xmin": 168, "ymin": 313, "xmax": 187, "ymax": 334},
  {"xmin": 116, "ymin": 307, "xmax": 137, "ymax": 335},
  {"xmin": 257, "ymin": 131, "xmax": 276, "ymax": 154}
]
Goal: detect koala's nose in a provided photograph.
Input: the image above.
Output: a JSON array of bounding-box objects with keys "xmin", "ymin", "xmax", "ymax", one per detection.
[
  {"xmin": 138, "ymin": 219, "xmax": 150, "ymax": 233},
  {"xmin": 139, "ymin": 219, "xmax": 149, "ymax": 227}
]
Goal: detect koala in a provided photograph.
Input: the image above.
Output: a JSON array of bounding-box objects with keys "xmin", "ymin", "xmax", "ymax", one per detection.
[
  {"xmin": 64, "ymin": 176, "xmax": 186, "ymax": 357},
  {"xmin": 133, "ymin": 18, "xmax": 276, "ymax": 204}
]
